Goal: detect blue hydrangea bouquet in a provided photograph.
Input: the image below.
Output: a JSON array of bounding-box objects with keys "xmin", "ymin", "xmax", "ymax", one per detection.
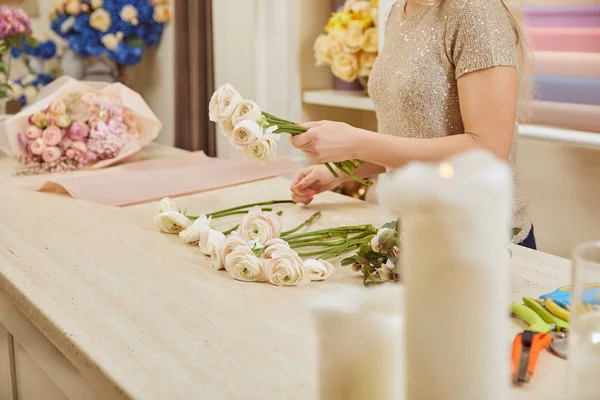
[{"xmin": 50, "ymin": 0, "xmax": 171, "ymax": 80}]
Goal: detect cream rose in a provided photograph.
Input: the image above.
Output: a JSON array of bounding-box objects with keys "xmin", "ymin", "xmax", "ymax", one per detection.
[
  {"xmin": 327, "ymin": 29, "xmax": 346, "ymax": 55},
  {"xmin": 225, "ymin": 247, "xmax": 265, "ymax": 282},
  {"xmin": 154, "ymin": 211, "xmax": 192, "ymax": 234},
  {"xmin": 332, "ymin": 53, "xmax": 360, "ymax": 83},
  {"xmin": 155, "ymin": 197, "xmax": 179, "ymax": 214},
  {"xmin": 179, "ymin": 215, "xmax": 212, "ymax": 245},
  {"xmin": 343, "ymin": 28, "xmax": 364, "ymax": 54},
  {"xmin": 120, "ymin": 5, "xmax": 139, "ymax": 25},
  {"xmin": 362, "ymin": 27, "xmax": 378, "ymax": 53},
  {"xmin": 243, "ymin": 134, "xmax": 277, "ymax": 165},
  {"xmin": 200, "ymin": 229, "xmax": 226, "ymax": 257},
  {"xmin": 48, "ymin": 100, "xmax": 67, "ymax": 115},
  {"xmin": 218, "ymin": 119, "xmax": 235, "ymax": 139},
  {"xmin": 24, "ymin": 86, "xmax": 38, "ymax": 103},
  {"xmin": 91, "ymin": 0, "xmax": 103, "ymax": 8},
  {"xmin": 217, "ymin": 84, "xmax": 243, "ymax": 120},
  {"xmin": 231, "ymin": 100, "xmax": 262, "ymax": 126},
  {"xmin": 264, "ymin": 250, "xmax": 308, "ymax": 287},
  {"xmin": 302, "ymin": 259, "xmax": 336, "ymax": 281},
  {"xmin": 359, "ymin": 51, "xmax": 377, "ymax": 77},
  {"xmin": 101, "ymin": 33, "xmax": 121, "ymax": 51},
  {"xmin": 153, "ymin": 4, "xmax": 171, "ymax": 23},
  {"xmin": 314, "ymin": 34, "xmax": 333, "ymax": 66},
  {"xmin": 261, "ymin": 239, "xmax": 293, "ymax": 260},
  {"xmin": 238, "ymin": 206, "xmax": 281, "ymax": 245},
  {"xmin": 65, "ymin": 0, "xmax": 81, "ymax": 15},
  {"xmin": 214, "ymin": 234, "xmax": 250, "ymax": 270},
  {"xmin": 231, "ymin": 120, "xmax": 263, "ymax": 148},
  {"xmin": 89, "ymin": 8, "xmax": 112, "ymax": 32}
]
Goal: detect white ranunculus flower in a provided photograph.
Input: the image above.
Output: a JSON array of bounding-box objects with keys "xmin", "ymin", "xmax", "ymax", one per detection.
[
  {"xmin": 209, "ymin": 86, "xmax": 223, "ymax": 122},
  {"xmin": 154, "ymin": 211, "xmax": 192, "ymax": 234},
  {"xmin": 302, "ymin": 259, "xmax": 336, "ymax": 281},
  {"xmin": 231, "ymin": 100, "xmax": 262, "ymax": 126},
  {"xmin": 261, "ymin": 238, "xmax": 293, "ymax": 260},
  {"xmin": 200, "ymin": 229, "xmax": 226, "ymax": 256},
  {"xmin": 155, "ymin": 197, "xmax": 179, "ymax": 215},
  {"xmin": 217, "ymin": 83, "xmax": 243, "ymax": 120},
  {"xmin": 238, "ymin": 206, "xmax": 281, "ymax": 245},
  {"xmin": 243, "ymin": 133, "xmax": 278, "ymax": 165},
  {"xmin": 219, "ymin": 118, "xmax": 235, "ymax": 139},
  {"xmin": 225, "ymin": 247, "xmax": 265, "ymax": 282},
  {"xmin": 264, "ymin": 250, "xmax": 308, "ymax": 287},
  {"xmin": 231, "ymin": 120, "xmax": 263, "ymax": 148},
  {"xmin": 213, "ymin": 233, "xmax": 250, "ymax": 270},
  {"xmin": 178, "ymin": 214, "xmax": 212, "ymax": 245}
]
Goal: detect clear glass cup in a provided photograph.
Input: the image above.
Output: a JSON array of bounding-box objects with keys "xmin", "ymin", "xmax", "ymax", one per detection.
[{"xmin": 568, "ymin": 241, "xmax": 600, "ymax": 400}]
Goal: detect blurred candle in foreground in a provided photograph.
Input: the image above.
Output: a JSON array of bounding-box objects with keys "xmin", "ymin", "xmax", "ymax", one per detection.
[
  {"xmin": 378, "ymin": 150, "xmax": 513, "ymax": 400},
  {"xmin": 310, "ymin": 285, "xmax": 404, "ymax": 400}
]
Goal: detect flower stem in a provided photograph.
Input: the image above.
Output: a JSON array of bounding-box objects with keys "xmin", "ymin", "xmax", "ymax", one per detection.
[
  {"xmin": 325, "ymin": 162, "xmax": 339, "ymax": 178},
  {"xmin": 281, "ymin": 225, "xmax": 373, "ymax": 242},
  {"xmin": 289, "ymin": 238, "xmax": 347, "ymax": 249},
  {"xmin": 285, "ymin": 232, "xmax": 349, "ymax": 244},
  {"xmin": 222, "ymin": 225, "xmax": 239, "ymax": 235},
  {"xmin": 186, "ymin": 200, "xmax": 295, "ymax": 220},
  {"xmin": 188, "ymin": 207, "xmax": 274, "ymax": 221},
  {"xmin": 281, "ymin": 211, "xmax": 322, "ymax": 236}
]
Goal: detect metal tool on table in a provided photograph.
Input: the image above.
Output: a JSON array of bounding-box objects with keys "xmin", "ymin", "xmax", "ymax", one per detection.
[{"xmin": 510, "ymin": 297, "xmax": 570, "ymax": 383}]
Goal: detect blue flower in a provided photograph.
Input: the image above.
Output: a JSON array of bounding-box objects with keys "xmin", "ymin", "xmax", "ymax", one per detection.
[
  {"xmin": 18, "ymin": 95, "xmax": 27, "ymax": 105},
  {"xmin": 74, "ymin": 14, "xmax": 91, "ymax": 33}
]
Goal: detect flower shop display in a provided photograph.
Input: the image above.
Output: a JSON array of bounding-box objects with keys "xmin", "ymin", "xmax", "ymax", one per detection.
[
  {"xmin": 153, "ymin": 198, "xmax": 378, "ymax": 287},
  {"xmin": 314, "ymin": 0, "xmax": 379, "ymax": 90},
  {"xmin": 9, "ymin": 72, "xmax": 56, "ymax": 106},
  {"xmin": 50, "ymin": 0, "xmax": 171, "ymax": 82},
  {"xmin": 0, "ymin": 6, "xmax": 36, "ymax": 113},
  {"xmin": 0, "ymin": 76, "xmax": 161, "ymax": 174},
  {"xmin": 209, "ymin": 83, "xmax": 372, "ymax": 186}
]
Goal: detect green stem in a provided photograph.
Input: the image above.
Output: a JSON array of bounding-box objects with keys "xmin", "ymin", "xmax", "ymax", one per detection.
[
  {"xmin": 281, "ymin": 225, "xmax": 372, "ymax": 242},
  {"xmin": 333, "ymin": 162, "xmax": 373, "ymax": 186},
  {"xmin": 281, "ymin": 211, "xmax": 322, "ymax": 236},
  {"xmin": 289, "ymin": 238, "xmax": 347, "ymax": 249},
  {"xmin": 296, "ymin": 234, "xmax": 374, "ymax": 258},
  {"xmin": 222, "ymin": 225, "xmax": 239, "ymax": 235},
  {"xmin": 186, "ymin": 200, "xmax": 295, "ymax": 220},
  {"xmin": 188, "ymin": 207, "xmax": 274, "ymax": 221},
  {"xmin": 325, "ymin": 162, "xmax": 339, "ymax": 178},
  {"xmin": 285, "ymin": 232, "xmax": 349, "ymax": 244}
]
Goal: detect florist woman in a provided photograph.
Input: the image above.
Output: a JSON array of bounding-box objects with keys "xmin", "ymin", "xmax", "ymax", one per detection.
[{"xmin": 290, "ymin": 0, "xmax": 537, "ymax": 249}]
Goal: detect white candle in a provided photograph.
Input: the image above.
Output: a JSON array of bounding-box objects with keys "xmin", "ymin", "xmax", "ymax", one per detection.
[
  {"xmin": 378, "ymin": 150, "xmax": 513, "ymax": 400},
  {"xmin": 310, "ymin": 285, "xmax": 405, "ymax": 400}
]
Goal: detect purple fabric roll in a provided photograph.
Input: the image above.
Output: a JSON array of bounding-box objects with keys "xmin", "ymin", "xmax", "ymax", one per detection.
[
  {"xmin": 535, "ymin": 75, "xmax": 600, "ymax": 106},
  {"xmin": 524, "ymin": 5, "xmax": 600, "ymax": 27},
  {"xmin": 333, "ymin": 78, "xmax": 363, "ymax": 91}
]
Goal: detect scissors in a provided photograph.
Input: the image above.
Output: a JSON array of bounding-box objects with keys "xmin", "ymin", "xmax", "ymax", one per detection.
[{"xmin": 539, "ymin": 283, "xmax": 600, "ymax": 306}]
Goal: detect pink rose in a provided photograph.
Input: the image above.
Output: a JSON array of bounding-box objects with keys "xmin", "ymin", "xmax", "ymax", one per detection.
[
  {"xmin": 30, "ymin": 138, "xmax": 45, "ymax": 155},
  {"xmin": 81, "ymin": 93, "xmax": 98, "ymax": 106},
  {"xmin": 65, "ymin": 149, "xmax": 76, "ymax": 159},
  {"xmin": 71, "ymin": 141, "xmax": 88, "ymax": 156},
  {"xmin": 108, "ymin": 119, "xmax": 127, "ymax": 135},
  {"xmin": 29, "ymin": 112, "xmax": 49, "ymax": 129},
  {"xmin": 123, "ymin": 109, "xmax": 138, "ymax": 128},
  {"xmin": 48, "ymin": 100, "xmax": 67, "ymax": 115},
  {"xmin": 25, "ymin": 126, "xmax": 42, "ymax": 140},
  {"xmin": 68, "ymin": 121, "xmax": 90, "ymax": 141},
  {"xmin": 41, "ymin": 126, "xmax": 63, "ymax": 146},
  {"xmin": 55, "ymin": 115, "xmax": 72, "ymax": 128},
  {"xmin": 88, "ymin": 106, "xmax": 100, "ymax": 118},
  {"xmin": 90, "ymin": 120, "xmax": 109, "ymax": 139},
  {"xmin": 42, "ymin": 147, "xmax": 62, "ymax": 163},
  {"xmin": 59, "ymin": 137, "xmax": 73, "ymax": 150},
  {"xmin": 82, "ymin": 151, "xmax": 98, "ymax": 165}
]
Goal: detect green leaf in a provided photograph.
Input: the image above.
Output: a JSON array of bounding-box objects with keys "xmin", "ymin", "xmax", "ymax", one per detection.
[
  {"xmin": 0, "ymin": 62, "xmax": 8, "ymax": 73},
  {"xmin": 512, "ymin": 227, "xmax": 522, "ymax": 237},
  {"xmin": 0, "ymin": 82, "xmax": 12, "ymax": 92},
  {"xmin": 0, "ymin": 91, "xmax": 9, "ymax": 99},
  {"xmin": 126, "ymin": 36, "xmax": 146, "ymax": 49},
  {"xmin": 382, "ymin": 220, "xmax": 397, "ymax": 231},
  {"xmin": 23, "ymin": 36, "xmax": 38, "ymax": 47},
  {"xmin": 341, "ymin": 257, "xmax": 356, "ymax": 266},
  {"xmin": 357, "ymin": 245, "xmax": 372, "ymax": 257}
]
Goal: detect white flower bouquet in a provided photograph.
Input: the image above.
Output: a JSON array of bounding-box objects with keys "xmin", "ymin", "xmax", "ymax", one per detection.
[
  {"xmin": 209, "ymin": 83, "xmax": 372, "ymax": 186},
  {"xmin": 153, "ymin": 198, "xmax": 378, "ymax": 287}
]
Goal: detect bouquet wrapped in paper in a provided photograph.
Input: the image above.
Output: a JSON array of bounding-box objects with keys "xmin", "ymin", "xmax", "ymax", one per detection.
[{"xmin": 0, "ymin": 76, "xmax": 162, "ymax": 174}]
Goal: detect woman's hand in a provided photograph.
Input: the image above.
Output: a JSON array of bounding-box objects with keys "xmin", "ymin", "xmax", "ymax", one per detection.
[
  {"xmin": 290, "ymin": 164, "xmax": 346, "ymax": 205},
  {"xmin": 289, "ymin": 121, "xmax": 367, "ymax": 163}
]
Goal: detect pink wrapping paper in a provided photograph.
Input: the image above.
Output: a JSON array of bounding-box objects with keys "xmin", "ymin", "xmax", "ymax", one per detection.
[
  {"xmin": 529, "ymin": 101, "xmax": 600, "ymax": 133},
  {"xmin": 534, "ymin": 52, "xmax": 600, "ymax": 78},
  {"xmin": 528, "ymin": 27, "xmax": 600, "ymax": 53},
  {"xmin": 23, "ymin": 152, "xmax": 300, "ymax": 207}
]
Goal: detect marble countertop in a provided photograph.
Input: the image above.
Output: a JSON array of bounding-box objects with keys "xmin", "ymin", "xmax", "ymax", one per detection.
[{"xmin": 0, "ymin": 145, "xmax": 569, "ymax": 399}]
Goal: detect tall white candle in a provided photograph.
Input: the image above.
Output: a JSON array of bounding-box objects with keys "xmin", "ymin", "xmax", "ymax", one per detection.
[
  {"xmin": 378, "ymin": 150, "xmax": 513, "ymax": 400},
  {"xmin": 310, "ymin": 285, "xmax": 405, "ymax": 400}
]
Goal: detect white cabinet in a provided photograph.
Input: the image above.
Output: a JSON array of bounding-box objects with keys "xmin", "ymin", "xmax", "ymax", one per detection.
[
  {"xmin": 13, "ymin": 342, "xmax": 68, "ymax": 400},
  {"xmin": 0, "ymin": 325, "xmax": 16, "ymax": 400}
]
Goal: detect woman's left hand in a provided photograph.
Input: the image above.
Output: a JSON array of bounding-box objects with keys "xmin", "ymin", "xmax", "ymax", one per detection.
[{"xmin": 289, "ymin": 121, "xmax": 366, "ymax": 163}]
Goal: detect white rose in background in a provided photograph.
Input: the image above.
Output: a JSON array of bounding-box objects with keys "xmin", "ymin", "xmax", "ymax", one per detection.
[
  {"xmin": 362, "ymin": 27, "xmax": 378, "ymax": 53},
  {"xmin": 302, "ymin": 259, "xmax": 335, "ymax": 281},
  {"xmin": 359, "ymin": 52, "xmax": 377, "ymax": 77},
  {"xmin": 327, "ymin": 29, "xmax": 346, "ymax": 54},
  {"xmin": 156, "ymin": 197, "xmax": 179, "ymax": 214},
  {"xmin": 200, "ymin": 229, "xmax": 226, "ymax": 257},
  {"xmin": 231, "ymin": 100, "xmax": 262, "ymax": 126},
  {"xmin": 217, "ymin": 84, "xmax": 243, "ymax": 120},
  {"xmin": 239, "ymin": 206, "xmax": 281, "ymax": 245},
  {"xmin": 243, "ymin": 131, "xmax": 278, "ymax": 165},
  {"xmin": 261, "ymin": 238, "xmax": 293, "ymax": 260},
  {"xmin": 179, "ymin": 214, "xmax": 212, "ymax": 245},
  {"xmin": 231, "ymin": 120, "xmax": 263, "ymax": 148},
  {"xmin": 154, "ymin": 211, "xmax": 192, "ymax": 234},
  {"xmin": 332, "ymin": 53, "xmax": 360, "ymax": 83},
  {"xmin": 219, "ymin": 119, "xmax": 235, "ymax": 139},
  {"xmin": 314, "ymin": 34, "xmax": 333, "ymax": 66},
  {"xmin": 264, "ymin": 250, "xmax": 308, "ymax": 287},
  {"xmin": 225, "ymin": 247, "xmax": 265, "ymax": 282},
  {"xmin": 343, "ymin": 27, "xmax": 363, "ymax": 54},
  {"xmin": 213, "ymin": 234, "xmax": 251, "ymax": 270},
  {"xmin": 208, "ymin": 85, "xmax": 224, "ymax": 122}
]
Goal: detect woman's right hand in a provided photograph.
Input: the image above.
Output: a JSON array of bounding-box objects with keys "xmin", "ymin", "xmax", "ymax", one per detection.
[{"xmin": 290, "ymin": 164, "xmax": 346, "ymax": 205}]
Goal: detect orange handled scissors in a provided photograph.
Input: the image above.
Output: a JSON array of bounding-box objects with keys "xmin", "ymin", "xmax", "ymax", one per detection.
[{"xmin": 511, "ymin": 330, "xmax": 553, "ymax": 384}]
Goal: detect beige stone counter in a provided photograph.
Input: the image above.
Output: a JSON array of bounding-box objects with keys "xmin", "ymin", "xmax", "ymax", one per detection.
[{"xmin": 0, "ymin": 145, "xmax": 569, "ymax": 399}]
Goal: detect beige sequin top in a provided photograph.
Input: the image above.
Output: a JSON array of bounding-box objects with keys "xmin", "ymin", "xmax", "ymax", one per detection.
[{"xmin": 368, "ymin": 0, "xmax": 531, "ymax": 243}]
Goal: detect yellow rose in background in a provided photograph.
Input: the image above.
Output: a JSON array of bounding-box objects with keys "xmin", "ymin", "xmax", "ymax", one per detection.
[
  {"xmin": 91, "ymin": 0, "xmax": 103, "ymax": 8},
  {"xmin": 89, "ymin": 8, "xmax": 111, "ymax": 32},
  {"xmin": 325, "ymin": 12, "xmax": 351, "ymax": 33},
  {"xmin": 327, "ymin": 29, "xmax": 346, "ymax": 54},
  {"xmin": 153, "ymin": 4, "xmax": 171, "ymax": 23},
  {"xmin": 359, "ymin": 51, "xmax": 377, "ymax": 77},
  {"xmin": 344, "ymin": 28, "xmax": 363, "ymax": 54},
  {"xmin": 362, "ymin": 27, "xmax": 378, "ymax": 53},
  {"xmin": 332, "ymin": 53, "xmax": 360, "ymax": 82},
  {"xmin": 314, "ymin": 34, "xmax": 333, "ymax": 66}
]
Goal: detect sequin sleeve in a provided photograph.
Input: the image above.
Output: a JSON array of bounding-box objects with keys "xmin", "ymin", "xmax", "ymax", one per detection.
[{"xmin": 449, "ymin": 0, "xmax": 518, "ymax": 79}]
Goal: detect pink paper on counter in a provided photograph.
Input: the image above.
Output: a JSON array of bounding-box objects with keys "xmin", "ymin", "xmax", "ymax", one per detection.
[{"xmin": 23, "ymin": 152, "xmax": 300, "ymax": 206}]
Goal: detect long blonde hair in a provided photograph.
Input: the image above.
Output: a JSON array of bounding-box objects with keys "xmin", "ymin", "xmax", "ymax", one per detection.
[{"xmin": 414, "ymin": 0, "xmax": 533, "ymax": 122}]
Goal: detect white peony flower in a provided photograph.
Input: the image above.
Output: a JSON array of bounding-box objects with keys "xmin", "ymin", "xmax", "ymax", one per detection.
[
  {"xmin": 155, "ymin": 197, "xmax": 179, "ymax": 215},
  {"xmin": 264, "ymin": 250, "xmax": 309, "ymax": 287},
  {"xmin": 261, "ymin": 238, "xmax": 293, "ymax": 260},
  {"xmin": 213, "ymin": 233, "xmax": 251, "ymax": 270},
  {"xmin": 238, "ymin": 206, "xmax": 281, "ymax": 245},
  {"xmin": 217, "ymin": 83, "xmax": 243, "ymax": 120},
  {"xmin": 225, "ymin": 246, "xmax": 265, "ymax": 282},
  {"xmin": 179, "ymin": 214, "xmax": 212, "ymax": 245},
  {"xmin": 243, "ymin": 132, "xmax": 278, "ymax": 165},
  {"xmin": 231, "ymin": 100, "xmax": 262, "ymax": 126},
  {"xmin": 154, "ymin": 211, "xmax": 192, "ymax": 234},
  {"xmin": 302, "ymin": 259, "xmax": 336, "ymax": 281},
  {"xmin": 200, "ymin": 229, "xmax": 226, "ymax": 256},
  {"xmin": 231, "ymin": 120, "xmax": 263, "ymax": 148}
]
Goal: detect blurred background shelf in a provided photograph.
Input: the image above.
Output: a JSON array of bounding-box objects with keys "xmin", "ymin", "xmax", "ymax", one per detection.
[{"xmin": 303, "ymin": 89, "xmax": 600, "ymax": 149}]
